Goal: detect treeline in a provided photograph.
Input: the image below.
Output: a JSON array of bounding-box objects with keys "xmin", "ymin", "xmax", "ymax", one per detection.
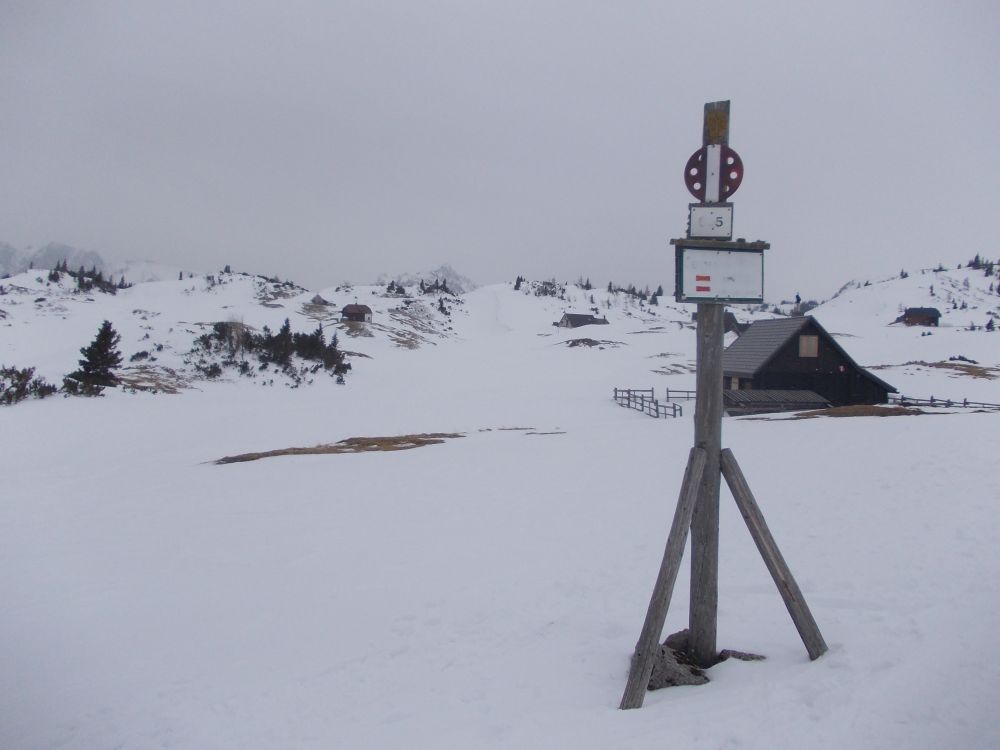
[
  {"xmin": 513, "ymin": 274, "xmax": 665, "ymax": 305},
  {"xmin": 192, "ymin": 318, "xmax": 348, "ymax": 382},
  {"xmin": 47, "ymin": 260, "xmax": 131, "ymax": 294}
]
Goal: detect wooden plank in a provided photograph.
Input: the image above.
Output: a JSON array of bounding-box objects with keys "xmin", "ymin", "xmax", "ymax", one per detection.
[
  {"xmin": 620, "ymin": 447, "xmax": 708, "ymax": 709},
  {"xmin": 703, "ymin": 100, "xmax": 730, "ymax": 146},
  {"xmin": 689, "ymin": 302, "xmax": 724, "ymax": 666},
  {"xmin": 720, "ymin": 449, "xmax": 828, "ymax": 661}
]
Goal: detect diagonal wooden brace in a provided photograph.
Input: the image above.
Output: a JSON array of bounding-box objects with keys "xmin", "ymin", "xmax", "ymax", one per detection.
[
  {"xmin": 620, "ymin": 447, "xmax": 708, "ymax": 709},
  {"xmin": 720, "ymin": 448, "xmax": 828, "ymax": 661}
]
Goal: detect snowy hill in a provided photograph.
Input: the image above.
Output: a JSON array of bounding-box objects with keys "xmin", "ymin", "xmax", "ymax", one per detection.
[
  {"xmin": 1, "ymin": 260, "xmax": 999, "ymax": 749},
  {"xmin": 808, "ymin": 261, "xmax": 1000, "ymax": 402},
  {"xmin": 376, "ymin": 264, "xmax": 478, "ymax": 295}
]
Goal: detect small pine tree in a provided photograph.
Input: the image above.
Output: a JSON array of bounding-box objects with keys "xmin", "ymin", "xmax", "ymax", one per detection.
[{"xmin": 66, "ymin": 320, "xmax": 123, "ymax": 393}]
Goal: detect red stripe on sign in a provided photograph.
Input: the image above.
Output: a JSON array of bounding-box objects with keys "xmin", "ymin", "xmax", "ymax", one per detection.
[
  {"xmin": 696, "ymin": 275, "xmax": 711, "ymax": 281},
  {"xmin": 696, "ymin": 286, "xmax": 711, "ymax": 292}
]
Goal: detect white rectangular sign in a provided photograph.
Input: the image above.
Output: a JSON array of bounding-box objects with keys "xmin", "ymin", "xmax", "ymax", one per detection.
[
  {"xmin": 676, "ymin": 247, "xmax": 764, "ymax": 303},
  {"xmin": 688, "ymin": 204, "xmax": 733, "ymax": 239}
]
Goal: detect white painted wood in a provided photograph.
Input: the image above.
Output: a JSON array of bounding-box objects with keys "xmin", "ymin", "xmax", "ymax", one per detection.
[
  {"xmin": 704, "ymin": 144, "xmax": 722, "ymax": 203},
  {"xmin": 689, "ymin": 204, "xmax": 733, "ymax": 239}
]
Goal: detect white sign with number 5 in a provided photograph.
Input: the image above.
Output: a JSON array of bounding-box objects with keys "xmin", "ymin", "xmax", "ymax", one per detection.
[{"xmin": 688, "ymin": 204, "xmax": 733, "ymax": 239}]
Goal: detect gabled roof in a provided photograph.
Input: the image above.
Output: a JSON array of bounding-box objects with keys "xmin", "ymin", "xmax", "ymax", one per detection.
[
  {"xmin": 723, "ymin": 316, "xmax": 897, "ymax": 393},
  {"xmin": 904, "ymin": 307, "xmax": 941, "ymax": 317},
  {"xmin": 560, "ymin": 313, "xmax": 607, "ymax": 325},
  {"xmin": 723, "ymin": 317, "xmax": 811, "ymax": 376},
  {"xmin": 342, "ymin": 303, "xmax": 372, "ymax": 314}
]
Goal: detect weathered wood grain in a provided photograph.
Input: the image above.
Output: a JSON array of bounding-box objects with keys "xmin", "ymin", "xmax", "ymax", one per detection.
[
  {"xmin": 620, "ymin": 447, "xmax": 708, "ymax": 709},
  {"xmin": 689, "ymin": 302, "xmax": 724, "ymax": 666},
  {"xmin": 720, "ymin": 448, "xmax": 828, "ymax": 661}
]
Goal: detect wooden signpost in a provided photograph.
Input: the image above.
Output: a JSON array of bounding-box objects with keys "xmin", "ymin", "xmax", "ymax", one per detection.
[{"xmin": 620, "ymin": 101, "xmax": 827, "ymax": 710}]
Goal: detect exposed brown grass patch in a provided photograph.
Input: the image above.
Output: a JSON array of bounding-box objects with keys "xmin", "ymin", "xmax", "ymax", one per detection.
[
  {"xmin": 215, "ymin": 432, "xmax": 464, "ymax": 465},
  {"xmin": 118, "ymin": 365, "xmax": 191, "ymax": 394},
  {"xmin": 791, "ymin": 405, "xmax": 926, "ymax": 419},
  {"xmin": 871, "ymin": 360, "xmax": 999, "ymax": 379}
]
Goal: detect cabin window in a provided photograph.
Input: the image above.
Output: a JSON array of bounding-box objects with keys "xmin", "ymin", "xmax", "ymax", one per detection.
[{"xmin": 799, "ymin": 335, "xmax": 819, "ymax": 358}]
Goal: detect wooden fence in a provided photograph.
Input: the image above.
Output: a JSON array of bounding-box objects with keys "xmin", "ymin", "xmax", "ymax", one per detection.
[
  {"xmin": 664, "ymin": 388, "xmax": 697, "ymax": 401},
  {"xmin": 890, "ymin": 393, "xmax": 1000, "ymax": 410},
  {"xmin": 613, "ymin": 388, "xmax": 683, "ymax": 418}
]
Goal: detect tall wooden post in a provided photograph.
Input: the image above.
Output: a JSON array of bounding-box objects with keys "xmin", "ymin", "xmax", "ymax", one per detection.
[
  {"xmin": 620, "ymin": 101, "xmax": 824, "ymax": 709},
  {"xmin": 687, "ymin": 101, "xmax": 729, "ymax": 666},
  {"xmin": 689, "ymin": 303, "xmax": 723, "ymax": 664}
]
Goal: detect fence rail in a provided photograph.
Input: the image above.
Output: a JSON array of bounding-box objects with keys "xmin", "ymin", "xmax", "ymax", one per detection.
[
  {"xmin": 613, "ymin": 388, "xmax": 683, "ymax": 419},
  {"xmin": 664, "ymin": 388, "xmax": 697, "ymax": 401},
  {"xmin": 889, "ymin": 393, "xmax": 1000, "ymax": 410}
]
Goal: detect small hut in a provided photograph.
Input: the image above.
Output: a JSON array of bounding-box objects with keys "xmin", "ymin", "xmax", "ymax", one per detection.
[
  {"xmin": 557, "ymin": 313, "xmax": 609, "ymax": 328},
  {"xmin": 894, "ymin": 307, "xmax": 941, "ymax": 327},
  {"xmin": 341, "ymin": 304, "xmax": 373, "ymax": 323}
]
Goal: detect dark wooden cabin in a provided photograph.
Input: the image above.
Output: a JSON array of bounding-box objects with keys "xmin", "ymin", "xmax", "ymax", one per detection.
[
  {"xmin": 722, "ymin": 316, "xmax": 896, "ymax": 406},
  {"xmin": 341, "ymin": 303, "xmax": 373, "ymax": 323},
  {"xmin": 894, "ymin": 307, "xmax": 941, "ymax": 327},
  {"xmin": 557, "ymin": 313, "xmax": 609, "ymax": 328}
]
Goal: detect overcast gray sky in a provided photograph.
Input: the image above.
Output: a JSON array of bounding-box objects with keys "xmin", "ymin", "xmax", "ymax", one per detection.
[{"xmin": 1, "ymin": 1, "xmax": 997, "ymax": 299}]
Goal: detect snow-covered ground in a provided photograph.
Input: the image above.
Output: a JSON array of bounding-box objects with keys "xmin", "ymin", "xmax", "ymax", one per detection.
[{"xmin": 1, "ymin": 266, "xmax": 999, "ymax": 748}]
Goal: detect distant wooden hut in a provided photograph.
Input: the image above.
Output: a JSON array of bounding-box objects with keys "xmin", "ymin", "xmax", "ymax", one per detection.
[
  {"xmin": 557, "ymin": 313, "xmax": 609, "ymax": 328},
  {"xmin": 894, "ymin": 307, "xmax": 941, "ymax": 327},
  {"xmin": 341, "ymin": 304, "xmax": 372, "ymax": 323},
  {"xmin": 723, "ymin": 316, "xmax": 896, "ymax": 406},
  {"xmin": 691, "ymin": 310, "xmax": 748, "ymax": 335}
]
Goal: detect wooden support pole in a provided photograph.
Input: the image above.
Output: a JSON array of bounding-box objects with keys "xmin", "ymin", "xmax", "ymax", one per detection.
[
  {"xmin": 688, "ymin": 303, "xmax": 724, "ymax": 666},
  {"xmin": 620, "ymin": 447, "xmax": 708, "ymax": 709},
  {"xmin": 720, "ymin": 449, "xmax": 828, "ymax": 661}
]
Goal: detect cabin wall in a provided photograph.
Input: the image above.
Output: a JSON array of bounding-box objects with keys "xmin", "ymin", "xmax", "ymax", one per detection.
[{"xmin": 747, "ymin": 322, "xmax": 889, "ymax": 406}]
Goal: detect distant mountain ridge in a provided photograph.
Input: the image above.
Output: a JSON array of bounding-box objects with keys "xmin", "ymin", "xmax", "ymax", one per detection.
[
  {"xmin": 376, "ymin": 264, "xmax": 476, "ymax": 294},
  {"xmin": 0, "ymin": 241, "xmax": 107, "ymax": 278}
]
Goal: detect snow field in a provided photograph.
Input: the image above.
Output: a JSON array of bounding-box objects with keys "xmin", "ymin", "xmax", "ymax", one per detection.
[{"xmin": 1, "ymin": 269, "xmax": 999, "ymax": 748}]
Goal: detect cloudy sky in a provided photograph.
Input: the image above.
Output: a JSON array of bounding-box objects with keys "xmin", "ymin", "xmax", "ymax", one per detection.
[{"xmin": 1, "ymin": 1, "xmax": 997, "ymax": 299}]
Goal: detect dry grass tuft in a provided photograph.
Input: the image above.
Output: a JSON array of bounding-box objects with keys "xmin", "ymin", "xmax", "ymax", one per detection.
[
  {"xmin": 216, "ymin": 432, "xmax": 464, "ymax": 465},
  {"xmin": 118, "ymin": 365, "xmax": 191, "ymax": 394}
]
